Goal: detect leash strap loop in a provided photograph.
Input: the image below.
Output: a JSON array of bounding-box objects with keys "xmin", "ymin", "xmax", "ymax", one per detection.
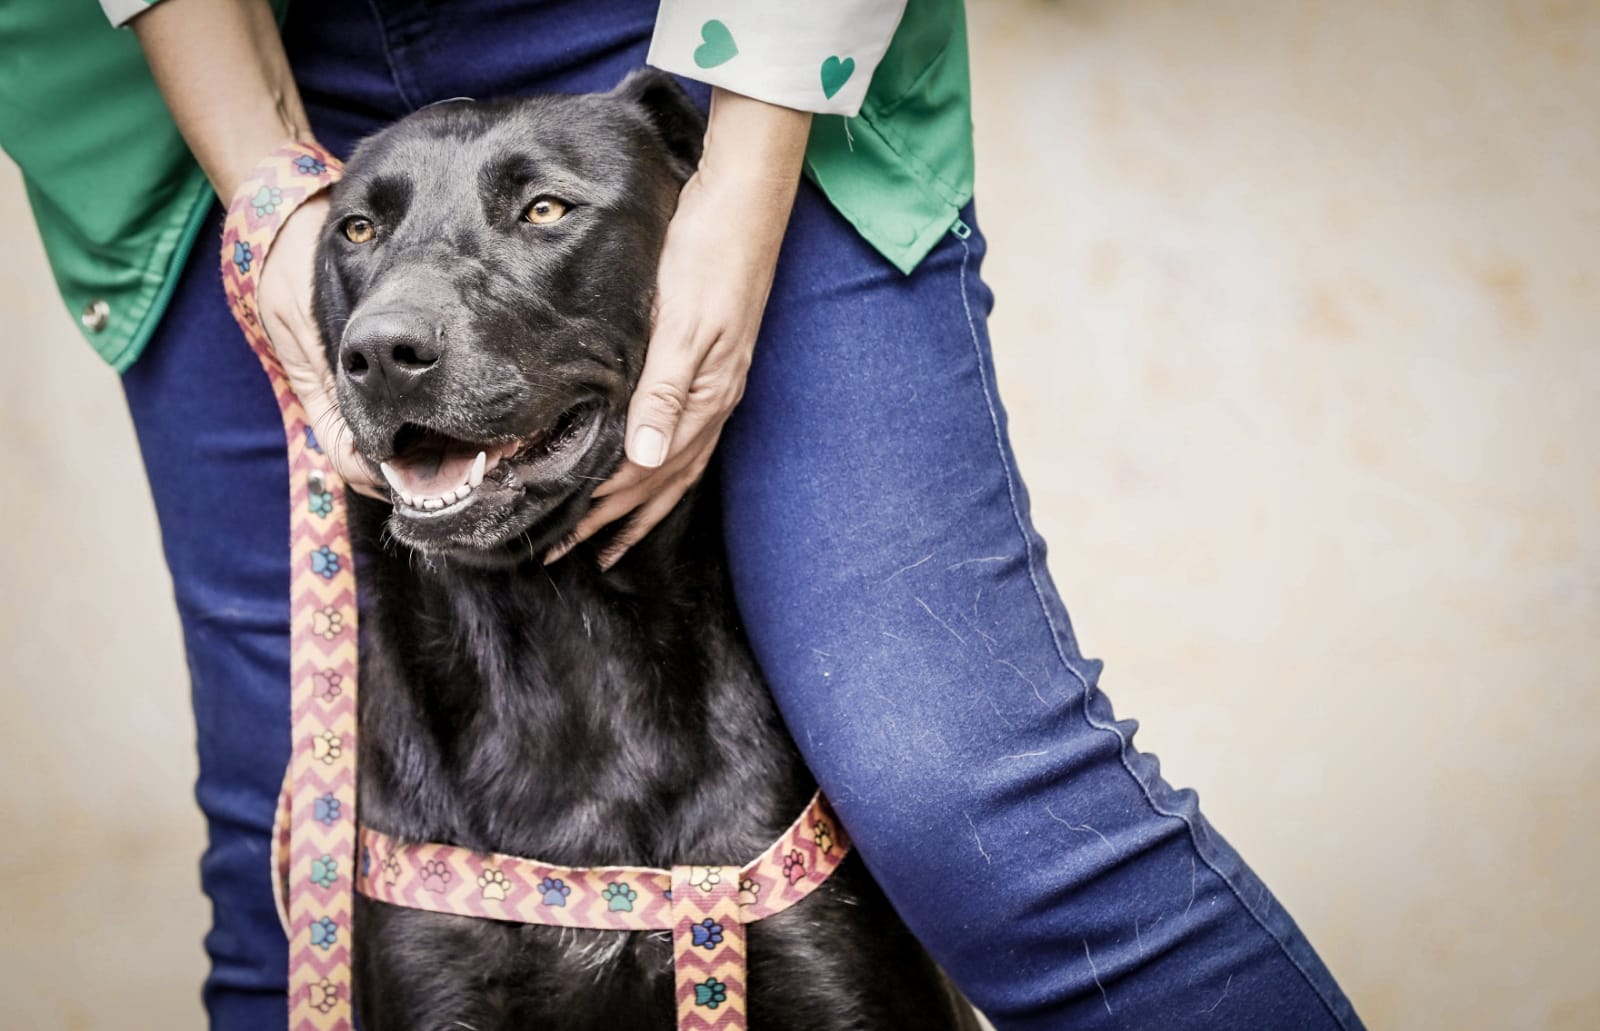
[
  {"xmin": 355, "ymin": 791, "xmax": 852, "ymax": 1030},
  {"xmin": 220, "ymin": 141, "xmax": 359, "ymax": 1031}
]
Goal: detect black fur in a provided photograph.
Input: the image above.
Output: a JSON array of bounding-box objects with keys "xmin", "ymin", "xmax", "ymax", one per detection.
[{"xmin": 313, "ymin": 70, "xmax": 979, "ymax": 1030}]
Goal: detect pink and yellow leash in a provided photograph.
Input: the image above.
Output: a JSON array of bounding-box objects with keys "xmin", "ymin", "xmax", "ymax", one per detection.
[
  {"xmin": 222, "ymin": 142, "xmax": 851, "ymax": 1031},
  {"xmin": 357, "ymin": 790, "xmax": 850, "ymax": 1028},
  {"xmin": 222, "ymin": 142, "xmax": 359, "ymax": 1030}
]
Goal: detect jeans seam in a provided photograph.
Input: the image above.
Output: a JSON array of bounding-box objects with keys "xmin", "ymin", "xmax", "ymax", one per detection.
[
  {"xmin": 954, "ymin": 234, "xmax": 1352, "ymax": 1029},
  {"xmin": 364, "ymin": 0, "xmax": 421, "ymax": 112}
]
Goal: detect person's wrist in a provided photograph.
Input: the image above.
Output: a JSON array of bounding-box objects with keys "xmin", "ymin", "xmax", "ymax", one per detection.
[
  {"xmin": 221, "ymin": 138, "xmax": 331, "ymax": 215},
  {"xmin": 214, "ymin": 112, "xmax": 314, "ymax": 200}
]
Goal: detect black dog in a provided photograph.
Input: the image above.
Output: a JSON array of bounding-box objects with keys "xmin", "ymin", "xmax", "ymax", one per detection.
[{"xmin": 312, "ymin": 70, "xmax": 981, "ymax": 1030}]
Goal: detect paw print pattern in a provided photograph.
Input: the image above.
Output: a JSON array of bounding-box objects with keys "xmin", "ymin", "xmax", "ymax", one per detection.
[
  {"xmin": 738, "ymin": 877, "xmax": 761, "ymax": 907},
  {"xmin": 312, "ymin": 730, "xmax": 343, "ymax": 765},
  {"xmin": 478, "ymin": 870, "xmax": 510, "ymax": 901},
  {"xmin": 310, "ymin": 854, "xmax": 338, "ymax": 890},
  {"xmin": 694, "ymin": 977, "xmax": 728, "ymax": 1010},
  {"xmin": 419, "ymin": 859, "xmax": 452, "ymax": 893},
  {"xmin": 360, "ymin": 846, "xmax": 372, "ymax": 879},
  {"xmin": 813, "ymin": 819, "xmax": 835, "ymax": 854},
  {"xmin": 690, "ymin": 918, "xmax": 724, "ymax": 949},
  {"xmin": 309, "ymin": 916, "xmax": 339, "ymax": 950},
  {"xmin": 294, "ymin": 154, "xmax": 327, "ymax": 176},
  {"xmin": 308, "ymin": 488, "xmax": 334, "ymax": 518},
  {"xmin": 313, "ymin": 793, "xmax": 341, "ymax": 826},
  {"xmin": 251, "ymin": 185, "xmax": 283, "ymax": 217},
  {"xmin": 304, "ymin": 426, "xmax": 323, "ymax": 454},
  {"xmin": 308, "ymin": 978, "xmax": 340, "ymax": 1014},
  {"xmin": 311, "ymin": 545, "xmax": 341, "ymax": 580},
  {"xmin": 380, "ymin": 854, "xmax": 401, "ymax": 886},
  {"xmin": 782, "ymin": 849, "xmax": 806, "ymax": 886},
  {"xmin": 314, "ymin": 670, "xmax": 342, "ymax": 702},
  {"xmin": 689, "ymin": 865, "xmax": 722, "ymax": 893},
  {"xmin": 539, "ymin": 877, "xmax": 571, "ymax": 907},
  {"xmin": 601, "ymin": 881, "xmax": 637, "ymax": 913},
  {"xmin": 312, "ymin": 606, "xmax": 343, "ymax": 640},
  {"xmin": 232, "ymin": 240, "xmax": 253, "ymax": 275}
]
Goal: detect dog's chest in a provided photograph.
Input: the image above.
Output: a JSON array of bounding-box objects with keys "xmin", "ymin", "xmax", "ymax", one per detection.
[{"xmin": 355, "ymin": 555, "xmax": 808, "ymax": 870}]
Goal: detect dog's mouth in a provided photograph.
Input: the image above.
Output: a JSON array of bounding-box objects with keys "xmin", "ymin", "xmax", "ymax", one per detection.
[{"xmin": 374, "ymin": 400, "xmax": 606, "ymax": 535}]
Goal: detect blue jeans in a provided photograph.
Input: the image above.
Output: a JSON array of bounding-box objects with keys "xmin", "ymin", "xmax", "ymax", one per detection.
[{"xmin": 121, "ymin": 1, "xmax": 1362, "ymax": 1027}]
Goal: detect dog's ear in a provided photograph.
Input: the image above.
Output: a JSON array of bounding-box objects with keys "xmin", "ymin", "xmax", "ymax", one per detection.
[{"xmin": 610, "ymin": 68, "xmax": 705, "ymax": 173}]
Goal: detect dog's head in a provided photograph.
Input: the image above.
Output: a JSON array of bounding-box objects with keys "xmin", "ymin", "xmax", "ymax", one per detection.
[{"xmin": 313, "ymin": 70, "xmax": 703, "ymax": 560}]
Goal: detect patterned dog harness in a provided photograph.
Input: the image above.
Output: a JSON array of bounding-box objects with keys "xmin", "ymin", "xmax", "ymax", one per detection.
[{"xmin": 222, "ymin": 143, "xmax": 850, "ymax": 1031}]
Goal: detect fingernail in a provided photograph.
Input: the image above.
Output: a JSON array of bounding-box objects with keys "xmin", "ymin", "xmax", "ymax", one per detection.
[{"xmin": 632, "ymin": 426, "xmax": 667, "ymax": 468}]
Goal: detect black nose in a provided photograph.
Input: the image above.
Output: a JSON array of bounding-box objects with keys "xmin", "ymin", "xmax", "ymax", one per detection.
[{"xmin": 340, "ymin": 310, "xmax": 441, "ymax": 403}]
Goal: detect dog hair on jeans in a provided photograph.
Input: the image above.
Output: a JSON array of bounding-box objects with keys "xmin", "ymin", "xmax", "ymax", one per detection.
[{"xmin": 311, "ymin": 69, "xmax": 981, "ymax": 1030}]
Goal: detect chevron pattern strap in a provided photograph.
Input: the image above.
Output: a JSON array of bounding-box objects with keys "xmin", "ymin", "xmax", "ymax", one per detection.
[
  {"xmin": 672, "ymin": 863, "xmax": 746, "ymax": 1028},
  {"xmin": 220, "ymin": 141, "xmax": 357, "ymax": 1031},
  {"xmin": 355, "ymin": 791, "xmax": 851, "ymax": 1029}
]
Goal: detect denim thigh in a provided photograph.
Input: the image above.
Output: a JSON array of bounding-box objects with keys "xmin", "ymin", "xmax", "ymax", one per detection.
[{"xmin": 718, "ymin": 192, "xmax": 1365, "ymax": 1030}]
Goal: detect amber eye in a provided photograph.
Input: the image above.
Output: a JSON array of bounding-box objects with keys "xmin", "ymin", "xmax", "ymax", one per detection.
[
  {"xmin": 342, "ymin": 216, "xmax": 375, "ymax": 244},
  {"xmin": 524, "ymin": 197, "xmax": 568, "ymax": 225}
]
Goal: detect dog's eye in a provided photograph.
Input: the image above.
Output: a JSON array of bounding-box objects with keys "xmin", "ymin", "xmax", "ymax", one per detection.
[
  {"xmin": 524, "ymin": 197, "xmax": 568, "ymax": 225},
  {"xmin": 342, "ymin": 216, "xmax": 376, "ymax": 244}
]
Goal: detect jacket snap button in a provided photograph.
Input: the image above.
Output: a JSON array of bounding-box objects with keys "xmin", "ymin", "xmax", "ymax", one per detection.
[{"xmin": 81, "ymin": 299, "xmax": 110, "ymax": 333}]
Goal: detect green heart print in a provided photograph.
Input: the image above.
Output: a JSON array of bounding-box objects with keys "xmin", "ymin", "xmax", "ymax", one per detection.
[
  {"xmin": 820, "ymin": 55, "xmax": 855, "ymax": 99},
  {"xmin": 693, "ymin": 20, "xmax": 738, "ymax": 68}
]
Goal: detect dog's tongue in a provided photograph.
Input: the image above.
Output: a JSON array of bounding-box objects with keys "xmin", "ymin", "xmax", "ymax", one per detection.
[{"xmin": 384, "ymin": 444, "xmax": 480, "ymax": 496}]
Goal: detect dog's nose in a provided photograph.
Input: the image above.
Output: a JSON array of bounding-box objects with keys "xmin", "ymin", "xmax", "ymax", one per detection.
[{"xmin": 340, "ymin": 310, "xmax": 441, "ymax": 403}]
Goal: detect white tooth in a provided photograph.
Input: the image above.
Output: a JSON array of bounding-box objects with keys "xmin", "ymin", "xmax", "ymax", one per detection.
[
  {"xmin": 401, "ymin": 492, "xmax": 418, "ymax": 508},
  {"xmin": 380, "ymin": 462, "xmax": 406, "ymax": 494},
  {"xmin": 423, "ymin": 497, "xmax": 444, "ymax": 510},
  {"xmin": 443, "ymin": 487, "xmax": 461, "ymax": 505},
  {"xmin": 468, "ymin": 451, "xmax": 486, "ymax": 488}
]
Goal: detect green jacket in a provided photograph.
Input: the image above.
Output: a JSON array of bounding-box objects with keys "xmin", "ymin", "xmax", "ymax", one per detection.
[{"xmin": 0, "ymin": 1, "xmax": 973, "ymax": 372}]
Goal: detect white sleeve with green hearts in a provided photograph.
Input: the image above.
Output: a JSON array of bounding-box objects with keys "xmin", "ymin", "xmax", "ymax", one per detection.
[
  {"xmin": 647, "ymin": 1, "xmax": 910, "ymax": 118},
  {"xmin": 100, "ymin": 0, "xmax": 162, "ymax": 28}
]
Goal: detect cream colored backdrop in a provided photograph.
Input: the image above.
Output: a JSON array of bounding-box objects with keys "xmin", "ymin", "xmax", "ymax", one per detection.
[{"xmin": 2, "ymin": 2, "xmax": 1596, "ymax": 1028}]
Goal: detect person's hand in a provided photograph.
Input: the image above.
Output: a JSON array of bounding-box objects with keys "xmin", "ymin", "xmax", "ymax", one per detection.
[
  {"xmin": 135, "ymin": 1, "xmax": 381, "ymax": 496},
  {"xmin": 255, "ymin": 194, "xmax": 386, "ymax": 499},
  {"xmin": 546, "ymin": 90, "xmax": 810, "ymax": 568}
]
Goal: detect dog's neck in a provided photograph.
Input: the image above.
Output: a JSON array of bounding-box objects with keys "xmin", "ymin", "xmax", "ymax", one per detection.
[{"xmin": 350, "ymin": 489, "xmax": 812, "ymax": 868}]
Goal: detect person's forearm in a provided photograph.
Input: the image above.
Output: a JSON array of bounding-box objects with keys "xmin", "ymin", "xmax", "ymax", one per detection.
[
  {"xmin": 693, "ymin": 87, "xmax": 810, "ymax": 267},
  {"xmin": 700, "ymin": 87, "xmax": 810, "ymax": 189},
  {"xmin": 133, "ymin": 0, "xmax": 311, "ymax": 201}
]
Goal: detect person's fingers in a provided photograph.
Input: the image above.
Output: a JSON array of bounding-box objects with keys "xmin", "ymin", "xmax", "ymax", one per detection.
[
  {"xmin": 594, "ymin": 398, "xmax": 726, "ymax": 499},
  {"xmin": 544, "ymin": 488, "xmax": 642, "ymax": 565},
  {"xmin": 255, "ymin": 197, "xmax": 387, "ymax": 501},
  {"xmin": 589, "ymin": 455, "xmax": 651, "ymax": 500},
  {"xmin": 544, "ymin": 424, "xmax": 721, "ymax": 565},
  {"xmin": 301, "ymin": 387, "xmax": 387, "ymax": 499},
  {"xmin": 625, "ymin": 320, "xmax": 706, "ymax": 469},
  {"xmin": 596, "ymin": 460, "xmax": 706, "ymax": 570}
]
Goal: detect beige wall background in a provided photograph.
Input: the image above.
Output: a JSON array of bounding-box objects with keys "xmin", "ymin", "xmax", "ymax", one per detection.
[{"xmin": 3, "ymin": 2, "xmax": 1596, "ymax": 1028}]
